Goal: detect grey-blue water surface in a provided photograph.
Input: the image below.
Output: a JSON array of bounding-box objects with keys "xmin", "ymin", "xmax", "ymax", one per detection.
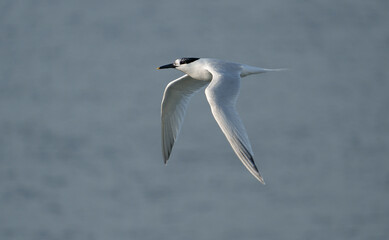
[{"xmin": 1, "ymin": 0, "xmax": 388, "ymax": 239}]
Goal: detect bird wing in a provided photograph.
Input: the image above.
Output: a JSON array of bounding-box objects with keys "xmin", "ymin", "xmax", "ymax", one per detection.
[
  {"xmin": 161, "ymin": 74, "xmax": 209, "ymax": 163},
  {"xmin": 205, "ymin": 72, "xmax": 265, "ymax": 184}
]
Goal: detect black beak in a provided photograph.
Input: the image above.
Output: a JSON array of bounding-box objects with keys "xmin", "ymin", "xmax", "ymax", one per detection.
[{"xmin": 157, "ymin": 63, "xmax": 175, "ymax": 69}]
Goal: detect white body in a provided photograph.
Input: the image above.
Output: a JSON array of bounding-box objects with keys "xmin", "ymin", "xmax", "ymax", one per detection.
[
  {"xmin": 176, "ymin": 58, "xmax": 276, "ymax": 81},
  {"xmin": 160, "ymin": 58, "xmax": 284, "ymax": 183}
]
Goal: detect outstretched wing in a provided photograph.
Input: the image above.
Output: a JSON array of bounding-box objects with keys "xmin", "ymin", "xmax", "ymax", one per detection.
[
  {"xmin": 161, "ymin": 74, "xmax": 209, "ymax": 163},
  {"xmin": 205, "ymin": 72, "xmax": 265, "ymax": 184}
]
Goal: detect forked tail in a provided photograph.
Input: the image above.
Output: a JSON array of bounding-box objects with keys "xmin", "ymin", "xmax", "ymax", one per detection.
[
  {"xmin": 240, "ymin": 65, "xmax": 288, "ymax": 77},
  {"xmin": 262, "ymin": 68, "xmax": 288, "ymax": 72}
]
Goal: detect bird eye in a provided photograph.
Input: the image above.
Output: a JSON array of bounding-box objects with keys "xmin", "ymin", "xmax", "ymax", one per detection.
[{"xmin": 179, "ymin": 58, "xmax": 200, "ymax": 65}]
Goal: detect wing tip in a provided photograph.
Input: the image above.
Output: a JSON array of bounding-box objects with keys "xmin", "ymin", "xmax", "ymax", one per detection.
[
  {"xmin": 247, "ymin": 158, "xmax": 265, "ymax": 185},
  {"xmin": 162, "ymin": 151, "xmax": 170, "ymax": 165},
  {"xmin": 257, "ymin": 175, "xmax": 266, "ymax": 185},
  {"xmin": 253, "ymin": 167, "xmax": 266, "ymax": 185}
]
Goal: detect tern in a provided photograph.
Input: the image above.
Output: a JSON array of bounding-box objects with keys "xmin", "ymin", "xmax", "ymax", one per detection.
[{"xmin": 158, "ymin": 58, "xmax": 285, "ymax": 184}]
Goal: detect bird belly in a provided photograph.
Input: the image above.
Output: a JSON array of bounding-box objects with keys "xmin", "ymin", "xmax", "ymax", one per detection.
[{"xmin": 188, "ymin": 69, "xmax": 213, "ymax": 81}]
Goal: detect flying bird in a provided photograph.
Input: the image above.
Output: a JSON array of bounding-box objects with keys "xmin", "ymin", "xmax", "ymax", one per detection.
[{"xmin": 158, "ymin": 58, "xmax": 285, "ymax": 184}]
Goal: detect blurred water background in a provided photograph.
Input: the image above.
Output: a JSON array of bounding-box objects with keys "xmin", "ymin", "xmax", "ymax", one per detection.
[{"xmin": 1, "ymin": 0, "xmax": 388, "ymax": 239}]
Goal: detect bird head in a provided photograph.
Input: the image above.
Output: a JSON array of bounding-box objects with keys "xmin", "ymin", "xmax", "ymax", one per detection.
[{"xmin": 157, "ymin": 58, "xmax": 200, "ymax": 70}]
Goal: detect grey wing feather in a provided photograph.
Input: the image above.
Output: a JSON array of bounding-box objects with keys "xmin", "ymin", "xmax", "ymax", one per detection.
[
  {"xmin": 161, "ymin": 74, "xmax": 209, "ymax": 163},
  {"xmin": 205, "ymin": 73, "xmax": 265, "ymax": 184}
]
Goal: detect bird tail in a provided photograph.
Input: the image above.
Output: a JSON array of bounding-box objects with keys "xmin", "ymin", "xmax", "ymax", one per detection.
[
  {"xmin": 241, "ymin": 65, "xmax": 288, "ymax": 77},
  {"xmin": 261, "ymin": 68, "xmax": 288, "ymax": 72}
]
